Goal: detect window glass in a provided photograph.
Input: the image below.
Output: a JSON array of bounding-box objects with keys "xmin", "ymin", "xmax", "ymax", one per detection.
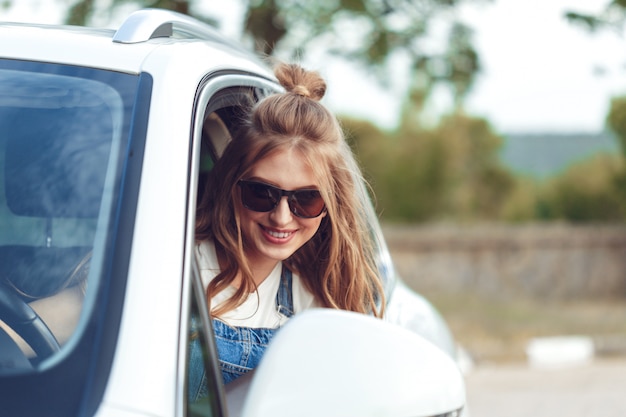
[
  {"xmin": 186, "ymin": 267, "xmax": 224, "ymax": 417},
  {"xmin": 185, "ymin": 83, "xmax": 264, "ymax": 417},
  {"xmin": 0, "ymin": 62, "xmax": 136, "ymax": 375}
]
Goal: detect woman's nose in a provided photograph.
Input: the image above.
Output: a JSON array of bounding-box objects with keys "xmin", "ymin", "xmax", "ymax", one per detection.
[{"xmin": 269, "ymin": 197, "xmax": 293, "ymax": 224}]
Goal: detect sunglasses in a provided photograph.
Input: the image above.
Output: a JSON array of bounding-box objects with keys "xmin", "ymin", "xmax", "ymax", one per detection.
[{"xmin": 237, "ymin": 180, "xmax": 326, "ymax": 219}]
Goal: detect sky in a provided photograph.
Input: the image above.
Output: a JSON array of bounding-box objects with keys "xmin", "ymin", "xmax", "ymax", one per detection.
[{"xmin": 1, "ymin": 0, "xmax": 624, "ymax": 134}]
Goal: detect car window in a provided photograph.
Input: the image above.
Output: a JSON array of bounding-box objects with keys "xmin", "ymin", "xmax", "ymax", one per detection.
[
  {"xmin": 195, "ymin": 87, "xmax": 257, "ymax": 203},
  {"xmin": 184, "ymin": 78, "xmax": 275, "ymax": 417},
  {"xmin": 186, "ymin": 263, "xmax": 225, "ymax": 417},
  {"xmin": 0, "ymin": 58, "xmax": 147, "ymax": 415}
]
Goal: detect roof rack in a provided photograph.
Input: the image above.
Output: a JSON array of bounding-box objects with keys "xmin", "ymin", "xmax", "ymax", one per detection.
[{"xmin": 113, "ymin": 8, "xmax": 229, "ymax": 44}]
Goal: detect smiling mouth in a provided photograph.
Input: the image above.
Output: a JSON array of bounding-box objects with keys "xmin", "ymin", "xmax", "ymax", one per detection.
[{"xmin": 263, "ymin": 226, "xmax": 294, "ymax": 239}]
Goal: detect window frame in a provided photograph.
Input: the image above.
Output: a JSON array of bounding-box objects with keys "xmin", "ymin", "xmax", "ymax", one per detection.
[{"xmin": 178, "ymin": 72, "xmax": 280, "ymax": 417}]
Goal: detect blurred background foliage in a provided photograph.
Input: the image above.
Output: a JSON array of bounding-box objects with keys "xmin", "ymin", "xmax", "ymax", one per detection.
[
  {"xmin": 344, "ymin": 108, "xmax": 626, "ymax": 223},
  {"xmin": 7, "ymin": 0, "xmax": 626, "ymax": 224}
]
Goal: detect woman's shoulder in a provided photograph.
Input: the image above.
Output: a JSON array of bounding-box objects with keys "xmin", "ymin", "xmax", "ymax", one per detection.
[{"xmin": 195, "ymin": 239, "xmax": 219, "ymax": 270}]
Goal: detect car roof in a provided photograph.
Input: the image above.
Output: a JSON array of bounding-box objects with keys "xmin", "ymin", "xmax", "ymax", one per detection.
[{"xmin": 0, "ymin": 9, "xmax": 273, "ymax": 78}]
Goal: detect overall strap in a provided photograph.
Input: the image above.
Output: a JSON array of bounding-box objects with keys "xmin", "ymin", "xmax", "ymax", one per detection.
[{"xmin": 275, "ymin": 265, "xmax": 294, "ymax": 318}]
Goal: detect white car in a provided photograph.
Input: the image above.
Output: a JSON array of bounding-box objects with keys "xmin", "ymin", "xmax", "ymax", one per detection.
[{"xmin": 0, "ymin": 9, "xmax": 465, "ymax": 417}]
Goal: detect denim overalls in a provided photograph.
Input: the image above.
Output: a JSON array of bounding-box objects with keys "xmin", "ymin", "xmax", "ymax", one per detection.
[{"xmin": 188, "ymin": 266, "xmax": 294, "ymax": 401}]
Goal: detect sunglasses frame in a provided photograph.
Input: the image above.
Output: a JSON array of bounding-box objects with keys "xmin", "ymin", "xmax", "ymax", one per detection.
[{"xmin": 237, "ymin": 179, "xmax": 326, "ymax": 219}]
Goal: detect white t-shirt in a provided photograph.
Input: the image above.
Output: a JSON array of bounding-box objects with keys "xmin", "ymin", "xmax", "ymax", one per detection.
[{"xmin": 195, "ymin": 240, "xmax": 320, "ymax": 329}]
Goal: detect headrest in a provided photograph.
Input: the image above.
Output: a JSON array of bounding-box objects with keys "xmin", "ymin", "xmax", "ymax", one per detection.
[
  {"xmin": 3, "ymin": 106, "xmax": 112, "ymax": 218},
  {"xmin": 0, "ymin": 245, "xmax": 91, "ymax": 300}
]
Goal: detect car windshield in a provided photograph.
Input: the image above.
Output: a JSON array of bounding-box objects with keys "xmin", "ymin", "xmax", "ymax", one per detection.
[{"xmin": 0, "ymin": 59, "xmax": 143, "ymax": 389}]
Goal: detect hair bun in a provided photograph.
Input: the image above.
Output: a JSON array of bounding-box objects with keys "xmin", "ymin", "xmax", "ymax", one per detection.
[
  {"xmin": 274, "ymin": 63, "xmax": 326, "ymax": 102},
  {"xmin": 292, "ymin": 85, "xmax": 311, "ymax": 98}
]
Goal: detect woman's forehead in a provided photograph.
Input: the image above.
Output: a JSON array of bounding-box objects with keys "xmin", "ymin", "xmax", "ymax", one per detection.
[{"xmin": 247, "ymin": 147, "xmax": 320, "ymax": 189}]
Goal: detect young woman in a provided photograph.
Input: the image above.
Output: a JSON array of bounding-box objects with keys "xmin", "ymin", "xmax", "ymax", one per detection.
[{"xmin": 192, "ymin": 62, "xmax": 385, "ymax": 390}]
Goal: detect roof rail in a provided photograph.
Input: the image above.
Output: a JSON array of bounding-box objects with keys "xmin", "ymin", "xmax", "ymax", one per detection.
[{"xmin": 113, "ymin": 8, "xmax": 228, "ymax": 44}]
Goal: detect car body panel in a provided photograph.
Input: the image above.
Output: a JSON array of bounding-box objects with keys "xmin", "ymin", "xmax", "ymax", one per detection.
[{"xmin": 98, "ymin": 55, "xmax": 266, "ymax": 417}]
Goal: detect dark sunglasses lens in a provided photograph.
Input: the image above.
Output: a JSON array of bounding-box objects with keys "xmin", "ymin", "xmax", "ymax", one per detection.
[
  {"xmin": 240, "ymin": 182, "xmax": 278, "ymax": 212},
  {"xmin": 291, "ymin": 190, "xmax": 325, "ymax": 218},
  {"xmin": 240, "ymin": 181, "xmax": 325, "ymax": 218}
]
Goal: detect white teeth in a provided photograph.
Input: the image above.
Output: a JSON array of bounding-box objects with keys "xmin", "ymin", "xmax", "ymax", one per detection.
[{"xmin": 267, "ymin": 230, "xmax": 292, "ymax": 238}]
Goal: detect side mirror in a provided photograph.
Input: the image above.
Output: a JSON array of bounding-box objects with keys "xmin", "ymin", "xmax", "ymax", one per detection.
[{"xmin": 240, "ymin": 309, "xmax": 465, "ymax": 417}]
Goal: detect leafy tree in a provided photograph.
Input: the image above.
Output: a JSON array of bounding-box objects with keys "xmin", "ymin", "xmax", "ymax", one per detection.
[
  {"xmin": 343, "ymin": 110, "xmax": 514, "ymax": 222},
  {"xmin": 564, "ymin": 1, "xmax": 626, "ymax": 33},
  {"xmin": 607, "ymin": 96, "xmax": 626, "ymax": 158},
  {"xmin": 244, "ymin": 0, "xmax": 484, "ymax": 105},
  {"xmin": 606, "ymin": 95, "xmax": 626, "ymax": 209},
  {"xmin": 342, "ymin": 116, "xmax": 449, "ymax": 221},
  {"xmin": 566, "ymin": 1, "xmax": 626, "ymax": 221},
  {"xmin": 540, "ymin": 155, "xmax": 626, "ymax": 222},
  {"xmin": 499, "ymin": 178, "xmax": 542, "ymax": 222},
  {"xmin": 433, "ymin": 113, "xmax": 514, "ymax": 219}
]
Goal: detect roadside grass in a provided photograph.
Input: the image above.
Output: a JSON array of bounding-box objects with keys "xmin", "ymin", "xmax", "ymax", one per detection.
[{"xmin": 423, "ymin": 292, "xmax": 626, "ymax": 364}]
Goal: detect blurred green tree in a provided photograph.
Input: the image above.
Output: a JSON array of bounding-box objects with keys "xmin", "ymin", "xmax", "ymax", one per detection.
[
  {"xmin": 342, "ymin": 116, "xmax": 449, "ymax": 221},
  {"xmin": 566, "ymin": 0, "xmax": 626, "ymax": 222},
  {"xmin": 243, "ymin": 0, "xmax": 484, "ymax": 106},
  {"xmin": 607, "ymin": 96, "xmax": 626, "ymax": 158},
  {"xmin": 540, "ymin": 155, "xmax": 626, "ymax": 222},
  {"xmin": 606, "ymin": 95, "xmax": 626, "ymax": 212},
  {"xmin": 433, "ymin": 112, "xmax": 514, "ymax": 219},
  {"xmin": 343, "ymin": 110, "xmax": 514, "ymax": 222},
  {"xmin": 564, "ymin": 0, "xmax": 626, "ymax": 33}
]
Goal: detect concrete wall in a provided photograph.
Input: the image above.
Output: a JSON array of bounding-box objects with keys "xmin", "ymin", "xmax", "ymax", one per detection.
[{"xmin": 383, "ymin": 224, "xmax": 626, "ymax": 300}]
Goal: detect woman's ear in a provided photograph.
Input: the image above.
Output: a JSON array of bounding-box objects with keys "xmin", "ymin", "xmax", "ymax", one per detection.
[{"xmin": 317, "ymin": 210, "xmax": 329, "ymax": 232}]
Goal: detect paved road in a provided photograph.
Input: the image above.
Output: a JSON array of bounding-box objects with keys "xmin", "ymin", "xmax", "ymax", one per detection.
[{"xmin": 465, "ymin": 359, "xmax": 626, "ymax": 417}]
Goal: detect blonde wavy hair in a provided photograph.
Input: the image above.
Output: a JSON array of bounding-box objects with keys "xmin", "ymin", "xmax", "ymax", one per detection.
[{"xmin": 195, "ymin": 63, "xmax": 385, "ymax": 318}]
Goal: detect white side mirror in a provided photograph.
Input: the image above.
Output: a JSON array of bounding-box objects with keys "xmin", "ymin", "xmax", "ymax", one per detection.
[{"xmin": 241, "ymin": 309, "xmax": 465, "ymax": 417}]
